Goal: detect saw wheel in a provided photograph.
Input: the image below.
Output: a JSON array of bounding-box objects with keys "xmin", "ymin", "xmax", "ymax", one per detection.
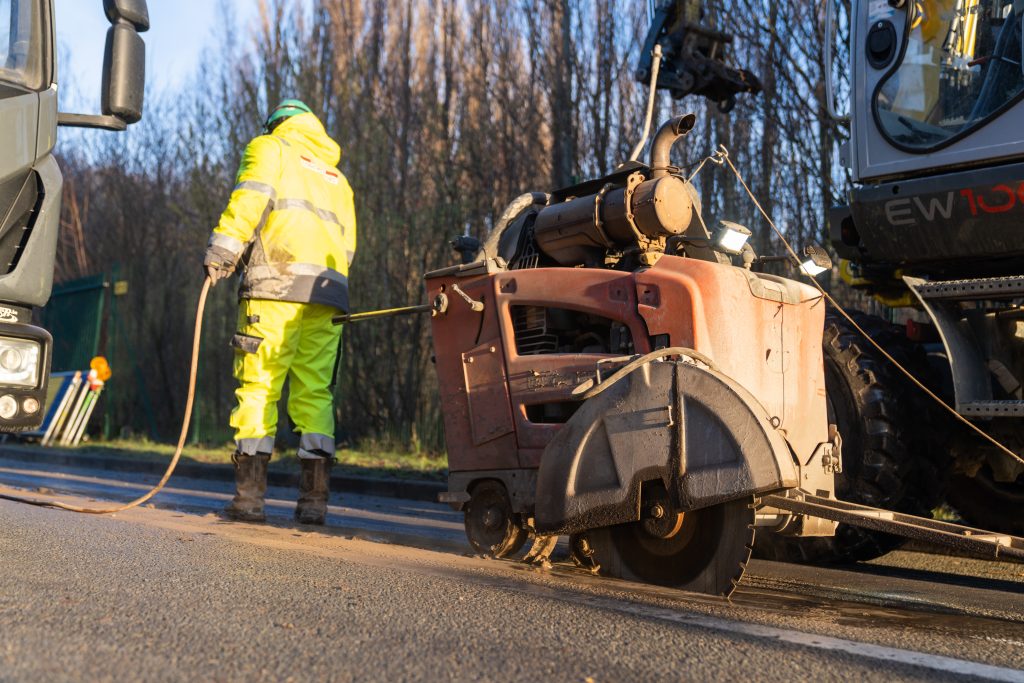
[
  {"xmin": 464, "ymin": 481, "xmax": 529, "ymax": 558},
  {"xmin": 572, "ymin": 496, "xmax": 755, "ymax": 597}
]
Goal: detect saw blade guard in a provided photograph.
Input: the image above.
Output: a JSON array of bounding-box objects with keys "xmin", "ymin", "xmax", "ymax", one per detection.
[{"xmin": 534, "ymin": 359, "xmax": 800, "ymax": 536}]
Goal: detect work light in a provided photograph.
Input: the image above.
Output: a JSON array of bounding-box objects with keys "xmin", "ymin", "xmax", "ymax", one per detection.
[
  {"xmin": 0, "ymin": 395, "xmax": 16, "ymax": 420},
  {"xmin": 712, "ymin": 221, "xmax": 752, "ymax": 255},
  {"xmin": 799, "ymin": 243, "xmax": 833, "ymax": 278},
  {"xmin": 800, "ymin": 260, "xmax": 829, "ymax": 277}
]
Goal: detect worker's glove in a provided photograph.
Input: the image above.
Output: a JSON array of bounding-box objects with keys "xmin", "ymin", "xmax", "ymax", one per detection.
[
  {"xmin": 204, "ymin": 264, "xmax": 233, "ymax": 287},
  {"xmin": 203, "ymin": 250, "xmax": 236, "ymax": 287}
]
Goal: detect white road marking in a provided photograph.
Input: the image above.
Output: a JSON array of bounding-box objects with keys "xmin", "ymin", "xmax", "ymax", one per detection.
[{"xmin": 538, "ymin": 589, "xmax": 1024, "ymax": 682}]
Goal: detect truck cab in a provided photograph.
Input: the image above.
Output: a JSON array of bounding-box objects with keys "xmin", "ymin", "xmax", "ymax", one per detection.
[{"xmin": 0, "ymin": 0, "xmax": 147, "ymax": 431}]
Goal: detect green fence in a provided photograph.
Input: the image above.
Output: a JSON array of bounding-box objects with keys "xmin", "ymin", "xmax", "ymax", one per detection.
[
  {"xmin": 40, "ymin": 271, "xmax": 158, "ymax": 440},
  {"xmin": 42, "ymin": 274, "xmax": 106, "ymax": 372}
]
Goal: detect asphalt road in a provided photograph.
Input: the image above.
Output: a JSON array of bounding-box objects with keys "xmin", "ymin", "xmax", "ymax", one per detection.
[{"xmin": 0, "ymin": 455, "xmax": 1022, "ymax": 682}]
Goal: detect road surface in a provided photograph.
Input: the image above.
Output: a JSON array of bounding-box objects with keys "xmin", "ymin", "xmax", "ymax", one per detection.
[{"xmin": 0, "ymin": 454, "xmax": 1022, "ymax": 682}]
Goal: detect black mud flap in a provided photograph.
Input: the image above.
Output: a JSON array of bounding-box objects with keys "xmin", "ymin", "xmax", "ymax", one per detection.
[{"xmin": 534, "ymin": 361, "xmax": 799, "ymax": 536}]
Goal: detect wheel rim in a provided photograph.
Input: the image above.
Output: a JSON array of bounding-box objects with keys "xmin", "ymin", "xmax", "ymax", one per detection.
[{"xmin": 464, "ymin": 482, "xmax": 528, "ymax": 558}]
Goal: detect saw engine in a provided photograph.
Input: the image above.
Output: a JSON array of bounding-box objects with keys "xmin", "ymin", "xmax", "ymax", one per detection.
[{"xmin": 426, "ymin": 116, "xmax": 842, "ymax": 597}]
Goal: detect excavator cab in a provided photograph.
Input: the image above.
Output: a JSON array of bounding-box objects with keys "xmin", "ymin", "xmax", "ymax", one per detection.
[
  {"xmin": 834, "ymin": 0, "xmax": 1024, "ymax": 271},
  {"xmin": 849, "ymin": 0, "xmax": 1024, "ymax": 181}
]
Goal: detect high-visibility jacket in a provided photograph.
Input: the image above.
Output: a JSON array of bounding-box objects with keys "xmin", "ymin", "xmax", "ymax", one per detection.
[{"xmin": 206, "ymin": 112, "xmax": 357, "ymax": 312}]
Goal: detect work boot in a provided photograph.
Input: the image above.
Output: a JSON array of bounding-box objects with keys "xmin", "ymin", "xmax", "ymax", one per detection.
[
  {"xmin": 224, "ymin": 452, "xmax": 270, "ymax": 522},
  {"xmin": 295, "ymin": 455, "xmax": 332, "ymax": 525}
]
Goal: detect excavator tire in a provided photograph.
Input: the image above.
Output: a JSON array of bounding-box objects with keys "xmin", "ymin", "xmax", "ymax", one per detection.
[
  {"xmin": 948, "ymin": 467, "xmax": 1024, "ymax": 536},
  {"xmin": 755, "ymin": 311, "xmax": 948, "ymax": 564}
]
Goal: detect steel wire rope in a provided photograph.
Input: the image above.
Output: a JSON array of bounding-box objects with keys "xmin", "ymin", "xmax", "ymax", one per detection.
[
  {"xmin": 0, "ymin": 277, "xmax": 213, "ymax": 513},
  {"xmin": 705, "ymin": 145, "xmax": 1024, "ymax": 468}
]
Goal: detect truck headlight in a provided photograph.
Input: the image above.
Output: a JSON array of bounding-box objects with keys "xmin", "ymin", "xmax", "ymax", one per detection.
[{"xmin": 0, "ymin": 338, "xmax": 41, "ymax": 388}]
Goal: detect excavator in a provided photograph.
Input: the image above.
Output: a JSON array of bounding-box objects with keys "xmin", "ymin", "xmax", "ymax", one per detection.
[
  {"xmin": 820, "ymin": 0, "xmax": 1024, "ymax": 552},
  {"xmin": 0, "ymin": 0, "xmax": 147, "ymax": 433}
]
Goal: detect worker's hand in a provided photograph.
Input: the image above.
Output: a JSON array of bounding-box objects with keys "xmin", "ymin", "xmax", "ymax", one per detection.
[
  {"xmin": 203, "ymin": 248, "xmax": 236, "ymax": 287},
  {"xmin": 204, "ymin": 264, "xmax": 232, "ymax": 287}
]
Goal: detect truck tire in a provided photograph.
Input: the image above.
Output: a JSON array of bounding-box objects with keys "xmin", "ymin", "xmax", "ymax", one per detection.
[{"xmin": 755, "ymin": 311, "xmax": 948, "ymax": 564}]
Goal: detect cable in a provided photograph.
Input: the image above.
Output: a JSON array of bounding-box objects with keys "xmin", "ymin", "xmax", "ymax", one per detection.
[
  {"xmin": 714, "ymin": 146, "xmax": 1024, "ymax": 468},
  {"xmin": 0, "ymin": 277, "xmax": 212, "ymax": 513}
]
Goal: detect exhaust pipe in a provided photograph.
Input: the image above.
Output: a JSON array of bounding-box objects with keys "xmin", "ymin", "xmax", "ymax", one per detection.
[{"xmin": 650, "ymin": 113, "xmax": 697, "ymax": 178}]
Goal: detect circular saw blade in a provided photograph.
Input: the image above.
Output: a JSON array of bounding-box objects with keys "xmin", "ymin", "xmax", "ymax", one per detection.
[{"xmin": 581, "ymin": 497, "xmax": 755, "ymax": 597}]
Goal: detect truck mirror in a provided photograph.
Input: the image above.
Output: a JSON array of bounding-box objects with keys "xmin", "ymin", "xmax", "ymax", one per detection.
[
  {"xmin": 103, "ymin": 0, "xmax": 150, "ymax": 32},
  {"xmin": 101, "ymin": 22, "xmax": 146, "ymax": 124},
  {"xmin": 57, "ymin": 0, "xmax": 148, "ymax": 130}
]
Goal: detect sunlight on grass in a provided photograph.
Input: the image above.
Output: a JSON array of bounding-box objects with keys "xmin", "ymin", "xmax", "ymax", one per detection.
[{"xmin": 75, "ymin": 438, "xmax": 447, "ymax": 481}]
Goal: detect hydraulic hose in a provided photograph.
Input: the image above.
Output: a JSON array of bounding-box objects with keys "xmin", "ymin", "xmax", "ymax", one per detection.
[{"xmin": 0, "ymin": 277, "xmax": 212, "ymax": 513}]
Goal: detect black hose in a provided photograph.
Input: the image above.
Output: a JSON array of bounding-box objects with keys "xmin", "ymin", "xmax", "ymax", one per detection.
[{"xmin": 478, "ymin": 192, "xmax": 550, "ymax": 262}]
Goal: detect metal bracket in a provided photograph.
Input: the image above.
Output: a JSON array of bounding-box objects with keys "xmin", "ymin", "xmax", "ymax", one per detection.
[
  {"xmin": 761, "ymin": 492, "xmax": 1024, "ymax": 561},
  {"xmin": 821, "ymin": 424, "xmax": 843, "ymax": 474},
  {"xmin": 57, "ymin": 113, "xmax": 128, "ymax": 131},
  {"xmin": 904, "ymin": 275, "xmax": 992, "ymax": 412}
]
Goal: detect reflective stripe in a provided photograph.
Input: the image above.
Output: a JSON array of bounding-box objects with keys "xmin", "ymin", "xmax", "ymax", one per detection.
[
  {"xmin": 346, "ymin": 250, "xmax": 355, "ymax": 266},
  {"xmin": 236, "ymin": 436, "xmax": 275, "ymax": 456},
  {"xmin": 235, "ymin": 181, "xmax": 278, "ymax": 201},
  {"xmin": 298, "ymin": 432, "xmax": 335, "ymax": 459},
  {"xmin": 274, "ymin": 198, "xmax": 343, "ymax": 231},
  {"xmin": 247, "ymin": 263, "xmax": 349, "ymax": 286},
  {"xmin": 208, "ymin": 232, "xmax": 246, "ymax": 257}
]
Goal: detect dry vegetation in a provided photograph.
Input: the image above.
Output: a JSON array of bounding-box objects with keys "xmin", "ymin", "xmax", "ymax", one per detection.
[{"xmin": 54, "ymin": 0, "xmax": 851, "ymax": 453}]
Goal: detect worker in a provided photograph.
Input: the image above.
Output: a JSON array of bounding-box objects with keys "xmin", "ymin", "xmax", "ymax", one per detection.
[{"xmin": 203, "ymin": 99, "xmax": 357, "ymax": 525}]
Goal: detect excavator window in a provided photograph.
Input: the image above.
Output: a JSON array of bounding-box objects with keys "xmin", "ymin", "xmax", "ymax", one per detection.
[
  {"xmin": 0, "ymin": 0, "xmax": 43, "ymax": 90},
  {"xmin": 875, "ymin": 0, "xmax": 1024, "ymax": 150}
]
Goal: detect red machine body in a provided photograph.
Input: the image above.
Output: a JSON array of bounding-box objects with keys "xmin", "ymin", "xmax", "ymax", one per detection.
[{"xmin": 427, "ymin": 255, "xmax": 827, "ymax": 484}]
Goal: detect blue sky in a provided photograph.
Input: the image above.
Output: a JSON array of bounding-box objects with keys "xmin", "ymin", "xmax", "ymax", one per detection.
[{"xmin": 54, "ymin": 0, "xmax": 260, "ymax": 111}]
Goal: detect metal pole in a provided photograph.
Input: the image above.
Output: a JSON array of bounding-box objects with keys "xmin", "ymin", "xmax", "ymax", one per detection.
[
  {"xmin": 71, "ymin": 386, "xmax": 103, "ymax": 446},
  {"xmin": 59, "ymin": 382, "xmax": 91, "ymax": 446},
  {"xmin": 41, "ymin": 373, "xmax": 80, "ymax": 446},
  {"xmin": 332, "ymin": 303, "xmax": 433, "ymax": 325}
]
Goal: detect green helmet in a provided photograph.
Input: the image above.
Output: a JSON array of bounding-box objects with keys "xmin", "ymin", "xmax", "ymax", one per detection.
[{"xmin": 264, "ymin": 99, "xmax": 313, "ymax": 132}]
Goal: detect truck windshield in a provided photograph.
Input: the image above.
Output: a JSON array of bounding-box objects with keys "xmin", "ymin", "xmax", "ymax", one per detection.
[
  {"xmin": 0, "ymin": 0, "xmax": 43, "ymax": 89},
  {"xmin": 875, "ymin": 0, "xmax": 1024, "ymax": 150}
]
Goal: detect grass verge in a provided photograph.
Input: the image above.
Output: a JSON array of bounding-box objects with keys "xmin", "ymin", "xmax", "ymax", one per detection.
[{"xmin": 71, "ymin": 438, "xmax": 448, "ymax": 481}]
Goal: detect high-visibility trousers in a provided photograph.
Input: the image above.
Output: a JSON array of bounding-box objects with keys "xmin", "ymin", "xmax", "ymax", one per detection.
[{"xmin": 229, "ymin": 298, "xmax": 341, "ymax": 459}]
